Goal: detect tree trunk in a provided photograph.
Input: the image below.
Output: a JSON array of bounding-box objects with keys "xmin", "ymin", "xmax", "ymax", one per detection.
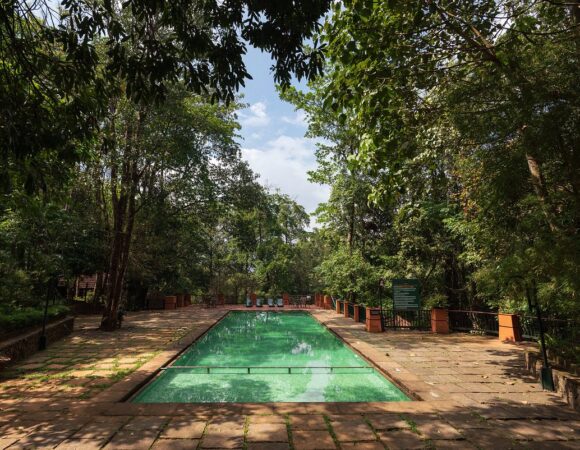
[
  {"xmin": 100, "ymin": 110, "xmax": 142, "ymax": 331},
  {"xmin": 525, "ymin": 153, "xmax": 559, "ymax": 232}
]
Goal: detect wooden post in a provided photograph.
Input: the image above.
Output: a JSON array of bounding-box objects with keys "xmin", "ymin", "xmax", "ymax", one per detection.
[
  {"xmin": 344, "ymin": 302, "xmax": 349, "ymax": 318},
  {"xmin": 336, "ymin": 299, "xmax": 341, "ymax": 314},
  {"xmin": 431, "ymin": 308, "xmax": 450, "ymax": 334},
  {"xmin": 498, "ymin": 313, "xmax": 522, "ymax": 342}
]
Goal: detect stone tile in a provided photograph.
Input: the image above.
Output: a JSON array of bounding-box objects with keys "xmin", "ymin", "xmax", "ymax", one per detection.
[
  {"xmin": 432, "ymin": 440, "xmax": 476, "ymax": 449},
  {"xmin": 340, "ymin": 442, "xmax": 385, "ymax": 450},
  {"xmin": 247, "ymin": 422, "xmax": 288, "ymax": 442},
  {"xmin": 290, "ymin": 415, "xmax": 328, "ymax": 430},
  {"xmin": 496, "ymin": 419, "xmax": 576, "ymax": 441},
  {"xmin": 71, "ymin": 423, "xmax": 122, "ymax": 440},
  {"xmin": 123, "ymin": 416, "xmax": 167, "ymax": 431},
  {"xmin": 521, "ymin": 441, "xmax": 580, "ymax": 449},
  {"xmin": 247, "ymin": 444, "xmax": 290, "ymax": 450},
  {"xmin": 205, "ymin": 420, "xmax": 244, "ymax": 436},
  {"xmin": 332, "ymin": 422, "xmax": 375, "ymax": 443},
  {"xmin": 377, "ymin": 430, "xmax": 425, "ymax": 450},
  {"xmin": 151, "ymin": 438, "xmax": 200, "ymax": 449},
  {"xmin": 462, "ymin": 429, "xmax": 523, "ymax": 449},
  {"xmin": 250, "ymin": 415, "xmax": 287, "ymax": 424},
  {"xmin": 0, "ymin": 437, "xmax": 19, "ymax": 449},
  {"xmin": 291, "ymin": 430, "xmax": 336, "ymax": 449},
  {"xmin": 160, "ymin": 418, "xmax": 206, "ymax": 439},
  {"xmin": 412, "ymin": 420, "xmax": 462, "ymax": 440},
  {"xmin": 366, "ymin": 414, "xmax": 410, "ymax": 431},
  {"xmin": 200, "ymin": 433, "xmax": 244, "ymax": 448},
  {"xmin": 56, "ymin": 438, "xmax": 108, "ymax": 449},
  {"xmin": 7, "ymin": 431, "xmax": 70, "ymax": 449},
  {"xmin": 104, "ymin": 430, "xmax": 159, "ymax": 449}
]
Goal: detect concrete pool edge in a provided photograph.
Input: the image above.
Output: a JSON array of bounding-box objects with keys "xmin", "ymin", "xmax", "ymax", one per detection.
[
  {"xmin": 310, "ymin": 310, "xmax": 448, "ymax": 402},
  {"xmin": 89, "ymin": 309, "xmax": 230, "ymax": 404},
  {"xmin": 307, "ymin": 310, "xmax": 422, "ymax": 402}
]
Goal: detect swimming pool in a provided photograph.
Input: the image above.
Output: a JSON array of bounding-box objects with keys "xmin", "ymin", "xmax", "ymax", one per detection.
[{"xmin": 132, "ymin": 311, "xmax": 409, "ymax": 403}]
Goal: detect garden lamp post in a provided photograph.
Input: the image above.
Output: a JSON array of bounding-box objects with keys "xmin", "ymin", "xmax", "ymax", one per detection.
[
  {"xmin": 507, "ymin": 276, "xmax": 554, "ymax": 391},
  {"xmin": 525, "ymin": 280, "xmax": 554, "ymax": 391},
  {"xmin": 378, "ymin": 278, "xmax": 385, "ymax": 332}
]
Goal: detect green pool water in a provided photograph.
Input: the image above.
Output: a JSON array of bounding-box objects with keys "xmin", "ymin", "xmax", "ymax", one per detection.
[{"xmin": 133, "ymin": 311, "xmax": 409, "ymax": 403}]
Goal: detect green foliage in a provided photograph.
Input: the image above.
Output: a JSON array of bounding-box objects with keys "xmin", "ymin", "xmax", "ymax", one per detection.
[
  {"xmin": 0, "ymin": 305, "xmax": 70, "ymax": 335},
  {"xmin": 278, "ymin": 1, "xmax": 580, "ymax": 356}
]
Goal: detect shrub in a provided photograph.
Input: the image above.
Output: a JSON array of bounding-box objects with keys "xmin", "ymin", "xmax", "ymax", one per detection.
[{"xmin": 0, "ymin": 304, "xmax": 70, "ymax": 336}]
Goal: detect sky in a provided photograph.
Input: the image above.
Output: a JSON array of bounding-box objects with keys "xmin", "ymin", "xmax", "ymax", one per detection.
[{"xmin": 237, "ymin": 46, "xmax": 330, "ymax": 228}]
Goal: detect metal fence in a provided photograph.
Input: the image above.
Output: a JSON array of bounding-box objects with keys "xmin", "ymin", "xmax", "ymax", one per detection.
[
  {"xmin": 449, "ymin": 310, "xmax": 499, "ymax": 336},
  {"xmin": 358, "ymin": 306, "xmax": 366, "ymax": 323},
  {"xmin": 348, "ymin": 303, "xmax": 355, "ymax": 319},
  {"xmin": 519, "ymin": 315, "xmax": 578, "ymax": 341},
  {"xmin": 381, "ymin": 309, "xmax": 431, "ymax": 330}
]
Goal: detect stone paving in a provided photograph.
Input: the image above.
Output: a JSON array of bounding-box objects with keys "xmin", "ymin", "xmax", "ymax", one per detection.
[{"xmin": 0, "ymin": 306, "xmax": 577, "ymax": 449}]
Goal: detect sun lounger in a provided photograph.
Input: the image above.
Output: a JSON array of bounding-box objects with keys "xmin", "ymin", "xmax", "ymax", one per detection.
[
  {"xmin": 256, "ymin": 298, "xmax": 263, "ymax": 307},
  {"xmin": 267, "ymin": 298, "xmax": 274, "ymax": 307},
  {"xmin": 276, "ymin": 298, "xmax": 284, "ymax": 307}
]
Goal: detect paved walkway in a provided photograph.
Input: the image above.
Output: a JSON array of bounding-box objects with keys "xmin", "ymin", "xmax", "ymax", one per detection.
[{"xmin": 0, "ymin": 306, "xmax": 577, "ymax": 449}]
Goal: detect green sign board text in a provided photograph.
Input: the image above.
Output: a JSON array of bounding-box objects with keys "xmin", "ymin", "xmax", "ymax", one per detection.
[{"xmin": 392, "ymin": 279, "xmax": 421, "ymax": 310}]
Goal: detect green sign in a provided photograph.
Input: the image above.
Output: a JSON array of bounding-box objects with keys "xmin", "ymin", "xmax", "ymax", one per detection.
[{"xmin": 392, "ymin": 279, "xmax": 421, "ymax": 309}]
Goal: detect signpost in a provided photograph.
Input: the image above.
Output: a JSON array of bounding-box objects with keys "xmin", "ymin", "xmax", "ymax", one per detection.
[{"xmin": 392, "ymin": 279, "xmax": 421, "ymax": 310}]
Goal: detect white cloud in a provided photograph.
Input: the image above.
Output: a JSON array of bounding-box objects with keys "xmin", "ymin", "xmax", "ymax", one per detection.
[
  {"xmin": 239, "ymin": 101, "xmax": 270, "ymax": 127},
  {"xmin": 241, "ymin": 135, "xmax": 330, "ymax": 227},
  {"xmin": 281, "ymin": 110, "xmax": 308, "ymax": 127}
]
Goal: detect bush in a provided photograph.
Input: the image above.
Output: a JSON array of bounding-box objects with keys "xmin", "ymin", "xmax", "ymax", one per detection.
[{"xmin": 0, "ymin": 304, "xmax": 70, "ymax": 336}]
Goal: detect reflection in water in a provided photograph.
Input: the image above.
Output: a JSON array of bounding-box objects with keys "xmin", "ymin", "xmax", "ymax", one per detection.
[
  {"xmin": 134, "ymin": 311, "xmax": 409, "ymax": 403},
  {"xmin": 291, "ymin": 342, "xmax": 312, "ymax": 355}
]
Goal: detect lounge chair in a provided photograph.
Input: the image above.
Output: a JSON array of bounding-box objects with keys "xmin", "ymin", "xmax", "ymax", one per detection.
[
  {"xmin": 246, "ymin": 297, "xmax": 252, "ymax": 307},
  {"xmin": 267, "ymin": 298, "xmax": 274, "ymax": 307},
  {"xmin": 256, "ymin": 298, "xmax": 263, "ymax": 307},
  {"xmin": 276, "ymin": 298, "xmax": 284, "ymax": 307}
]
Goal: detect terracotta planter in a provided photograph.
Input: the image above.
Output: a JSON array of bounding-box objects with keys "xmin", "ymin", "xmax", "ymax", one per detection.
[
  {"xmin": 176, "ymin": 294, "xmax": 184, "ymax": 308},
  {"xmin": 365, "ymin": 307, "xmax": 382, "ymax": 333},
  {"xmin": 498, "ymin": 313, "xmax": 522, "ymax": 342},
  {"xmin": 164, "ymin": 296, "xmax": 177, "ymax": 310},
  {"xmin": 431, "ymin": 308, "xmax": 450, "ymax": 334}
]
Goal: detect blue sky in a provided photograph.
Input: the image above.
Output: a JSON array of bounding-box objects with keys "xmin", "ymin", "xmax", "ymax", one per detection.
[{"xmin": 237, "ymin": 46, "xmax": 330, "ymax": 227}]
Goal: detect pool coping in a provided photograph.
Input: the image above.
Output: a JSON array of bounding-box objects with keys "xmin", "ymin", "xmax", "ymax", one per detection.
[
  {"xmin": 307, "ymin": 311, "xmax": 421, "ymax": 402},
  {"xmin": 90, "ymin": 310, "xmax": 230, "ymax": 404},
  {"xmin": 91, "ymin": 308, "xmax": 426, "ymax": 408}
]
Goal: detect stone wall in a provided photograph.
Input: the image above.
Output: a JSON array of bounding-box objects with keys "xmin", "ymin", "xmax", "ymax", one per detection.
[
  {"xmin": 0, "ymin": 316, "xmax": 75, "ymax": 368},
  {"xmin": 525, "ymin": 351, "xmax": 580, "ymax": 411}
]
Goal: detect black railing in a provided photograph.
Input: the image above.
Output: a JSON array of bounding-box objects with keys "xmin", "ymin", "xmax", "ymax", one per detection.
[
  {"xmin": 358, "ymin": 306, "xmax": 366, "ymax": 323},
  {"xmin": 339, "ymin": 301, "xmax": 344, "ymax": 313},
  {"xmin": 381, "ymin": 309, "xmax": 431, "ymax": 330},
  {"xmin": 348, "ymin": 303, "xmax": 355, "ymax": 318},
  {"xmin": 519, "ymin": 315, "xmax": 579, "ymax": 341},
  {"xmin": 449, "ymin": 310, "xmax": 499, "ymax": 336}
]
